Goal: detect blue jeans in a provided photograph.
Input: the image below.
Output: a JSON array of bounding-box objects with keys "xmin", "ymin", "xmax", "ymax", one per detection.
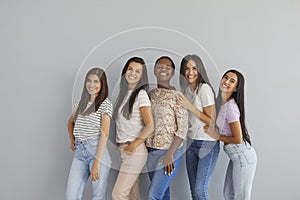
[
  {"xmin": 66, "ymin": 136, "xmax": 111, "ymax": 200},
  {"xmin": 223, "ymin": 143, "xmax": 257, "ymax": 200},
  {"xmin": 146, "ymin": 147, "xmax": 184, "ymax": 200},
  {"xmin": 186, "ymin": 139, "xmax": 220, "ymax": 200}
]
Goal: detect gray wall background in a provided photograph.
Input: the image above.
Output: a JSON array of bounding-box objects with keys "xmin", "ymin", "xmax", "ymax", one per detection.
[{"xmin": 1, "ymin": 0, "xmax": 300, "ymax": 199}]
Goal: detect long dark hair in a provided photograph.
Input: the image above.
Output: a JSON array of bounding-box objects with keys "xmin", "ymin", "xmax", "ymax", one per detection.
[
  {"xmin": 216, "ymin": 69, "xmax": 251, "ymax": 145},
  {"xmin": 74, "ymin": 67, "xmax": 108, "ymax": 120},
  {"xmin": 113, "ymin": 57, "xmax": 149, "ymax": 120},
  {"xmin": 180, "ymin": 54, "xmax": 216, "ymax": 98}
]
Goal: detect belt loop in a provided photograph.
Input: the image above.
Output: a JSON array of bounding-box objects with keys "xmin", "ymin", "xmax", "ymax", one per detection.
[{"xmin": 117, "ymin": 141, "xmax": 132, "ymax": 146}]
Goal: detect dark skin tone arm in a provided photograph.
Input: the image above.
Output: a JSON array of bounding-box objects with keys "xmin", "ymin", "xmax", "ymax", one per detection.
[{"xmin": 159, "ymin": 136, "xmax": 183, "ymax": 176}]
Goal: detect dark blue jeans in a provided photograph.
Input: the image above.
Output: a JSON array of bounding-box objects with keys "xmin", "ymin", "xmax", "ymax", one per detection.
[
  {"xmin": 186, "ymin": 139, "xmax": 219, "ymax": 200},
  {"xmin": 147, "ymin": 146, "xmax": 184, "ymax": 200}
]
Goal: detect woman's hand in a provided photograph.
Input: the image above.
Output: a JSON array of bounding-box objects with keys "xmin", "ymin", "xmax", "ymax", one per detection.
[
  {"xmin": 177, "ymin": 92, "xmax": 192, "ymax": 110},
  {"xmin": 70, "ymin": 140, "xmax": 76, "ymax": 151},
  {"xmin": 159, "ymin": 152, "xmax": 175, "ymax": 176},
  {"xmin": 204, "ymin": 125, "xmax": 220, "ymax": 140},
  {"xmin": 90, "ymin": 161, "xmax": 100, "ymax": 181},
  {"xmin": 124, "ymin": 142, "xmax": 137, "ymax": 156}
]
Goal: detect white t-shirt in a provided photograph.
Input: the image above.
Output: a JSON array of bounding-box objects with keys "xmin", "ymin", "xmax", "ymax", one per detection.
[
  {"xmin": 73, "ymin": 98, "xmax": 113, "ymax": 140},
  {"xmin": 116, "ymin": 89, "xmax": 151, "ymax": 143},
  {"xmin": 185, "ymin": 83, "xmax": 216, "ymax": 141}
]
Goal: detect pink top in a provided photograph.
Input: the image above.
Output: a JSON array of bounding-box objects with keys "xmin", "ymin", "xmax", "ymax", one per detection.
[{"xmin": 216, "ymin": 98, "xmax": 240, "ymax": 136}]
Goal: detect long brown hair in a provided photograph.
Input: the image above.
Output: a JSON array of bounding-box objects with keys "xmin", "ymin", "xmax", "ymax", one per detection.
[
  {"xmin": 74, "ymin": 68, "xmax": 108, "ymax": 120},
  {"xmin": 180, "ymin": 54, "xmax": 215, "ymax": 98}
]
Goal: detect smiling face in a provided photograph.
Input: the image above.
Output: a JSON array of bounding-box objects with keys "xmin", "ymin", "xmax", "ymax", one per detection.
[
  {"xmin": 184, "ymin": 59, "xmax": 198, "ymax": 89},
  {"xmin": 154, "ymin": 58, "xmax": 174, "ymax": 84},
  {"xmin": 125, "ymin": 61, "xmax": 143, "ymax": 89},
  {"xmin": 220, "ymin": 71, "xmax": 238, "ymax": 94},
  {"xmin": 86, "ymin": 74, "xmax": 101, "ymax": 96}
]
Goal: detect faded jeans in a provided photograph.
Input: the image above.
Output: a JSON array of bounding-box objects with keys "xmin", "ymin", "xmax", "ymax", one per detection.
[
  {"xmin": 223, "ymin": 143, "xmax": 257, "ymax": 200},
  {"xmin": 66, "ymin": 136, "xmax": 111, "ymax": 200}
]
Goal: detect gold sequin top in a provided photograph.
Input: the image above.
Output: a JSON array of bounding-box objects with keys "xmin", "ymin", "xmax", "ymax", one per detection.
[{"xmin": 146, "ymin": 88, "xmax": 188, "ymax": 150}]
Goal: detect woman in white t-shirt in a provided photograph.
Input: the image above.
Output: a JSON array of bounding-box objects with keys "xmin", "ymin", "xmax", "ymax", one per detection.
[
  {"xmin": 177, "ymin": 54, "xmax": 219, "ymax": 200},
  {"xmin": 66, "ymin": 68, "xmax": 113, "ymax": 200},
  {"xmin": 112, "ymin": 57, "xmax": 154, "ymax": 200}
]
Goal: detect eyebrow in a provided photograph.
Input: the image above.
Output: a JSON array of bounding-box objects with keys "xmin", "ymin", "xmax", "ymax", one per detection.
[
  {"xmin": 129, "ymin": 65, "xmax": 142, "ymax": 69},
  {"xmin": 229, "ymin": 77, "xmax": 237, "ymax": 82}
]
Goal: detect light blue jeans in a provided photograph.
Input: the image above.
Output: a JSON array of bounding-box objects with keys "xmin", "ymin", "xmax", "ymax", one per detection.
[
  {"xmin": 146, "ymin": 146, "xmax": 184, "ymax": 200},
  {"xmin": 223, "ymin": 143, "xmax": 257, "ymax": 200},
  {"xmin": 186, "ymin": 139, "xmax": 220, "ymax": 200},
  {"xmin": 66, "ymin": 136, "xmax": 111, "ymax": 200}
]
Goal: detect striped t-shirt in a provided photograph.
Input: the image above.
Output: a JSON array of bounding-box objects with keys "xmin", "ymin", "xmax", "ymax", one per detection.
[
  {"xmin": 73, "ymin": 98, "xmax": 113, "ymax": 140},
  {"xmin": 116, "ymin": 89, "xmax": 151, "ymax": 143}
]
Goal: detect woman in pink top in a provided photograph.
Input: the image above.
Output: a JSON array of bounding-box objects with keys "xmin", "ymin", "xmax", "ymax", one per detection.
[{"xmin": 206, "ymin": 69, "xmax": 257, "ymax": 200}]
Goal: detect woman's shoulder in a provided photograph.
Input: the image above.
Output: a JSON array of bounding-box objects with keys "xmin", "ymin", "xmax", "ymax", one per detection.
[
  {"xmin": 199, "ymin": 83, "xmax": 213, "ymax": 93},
  {"xmin": 101, "ymin": 98, "xmax": 112, "ymax": 107},
  {"xmin": 227, "ymin": 99, "xmax": 239, "ymax": 112},
  {"xmin": 138, "ymin": 89, "xmax": 149, "ymax": 96},
  {"xmin": 149, "ymin": 88, "xmax": 177, "ymax": 101}
]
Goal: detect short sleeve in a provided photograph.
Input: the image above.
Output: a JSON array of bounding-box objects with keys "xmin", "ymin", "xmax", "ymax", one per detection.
[
  {"xmin": 199, "ymin": 84, "xmax": 215, "ymax": 107},
  {"xmin": 226, "ymin": 102, "xmax": 240, "ymax": 123},
  {"xmin": 100, "ymin": 98, "xmax": 113, "ymax": 118},
  {"xmin": 137, "ymin": 90, "xmax": 151, "ymax": 108}
]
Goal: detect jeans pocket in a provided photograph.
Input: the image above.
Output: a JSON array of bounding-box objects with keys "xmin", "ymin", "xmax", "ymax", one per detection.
[{"xmin": 243, "ymin": 147, "xmax": 257, "ymax": 164}]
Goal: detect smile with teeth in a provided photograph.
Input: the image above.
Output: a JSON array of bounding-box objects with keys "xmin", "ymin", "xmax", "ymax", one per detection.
[
  {"xmin": 159, "ymin": 72, "xmax": 168, "ymax": 76},
  {"xmin": 128, "ymin": 75, "xmax": 136, "ymax": 80},
  {"xmin": 88, "ymin": 87, "xmax": 97, "ymax": 91},
  {"xmin": 222, "ymin": 84, "xmax": 229, "ymax": 89}
]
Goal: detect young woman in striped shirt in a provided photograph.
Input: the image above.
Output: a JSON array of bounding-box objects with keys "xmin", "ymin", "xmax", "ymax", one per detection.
[{"xmin": 66, "ymin": 68, "xmax": 112, "ymax": 200}]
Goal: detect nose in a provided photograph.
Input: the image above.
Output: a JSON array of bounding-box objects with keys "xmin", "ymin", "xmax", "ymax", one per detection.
[{"xmin": 160, "ymin": 66, "xmax": 166, "ymax": 70}]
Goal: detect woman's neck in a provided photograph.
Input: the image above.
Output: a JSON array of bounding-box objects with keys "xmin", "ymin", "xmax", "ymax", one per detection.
[
  {"xmin": 90, "ymin": 95, "xmax": 96, "ymax": 103},
  {"xmin": 128, "ymin": 83, "xmax": 137, "ymax": 90},
  {"xmin": 158, "ymin": 84, "xmax": 172, "ymax": 90},
  {"xmin": 157, "ymin": 80, "xmax": 172, "ymax": 89},
  {"xmin": 190, "ymin": 82, "xmax": 198, "ymax": 92},
  {"xmin": 221, "ymin": 92, "xmax": 232, "ymax": 104}
]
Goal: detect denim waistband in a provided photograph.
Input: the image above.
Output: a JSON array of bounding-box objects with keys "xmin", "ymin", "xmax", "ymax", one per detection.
[
  {"xmin": 75, "ymin": 135, "xmax": 100, "ymax": 145},
  {"xmin": 223, "ymin": 142, "xmax": 252, "ymax": 154}
]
